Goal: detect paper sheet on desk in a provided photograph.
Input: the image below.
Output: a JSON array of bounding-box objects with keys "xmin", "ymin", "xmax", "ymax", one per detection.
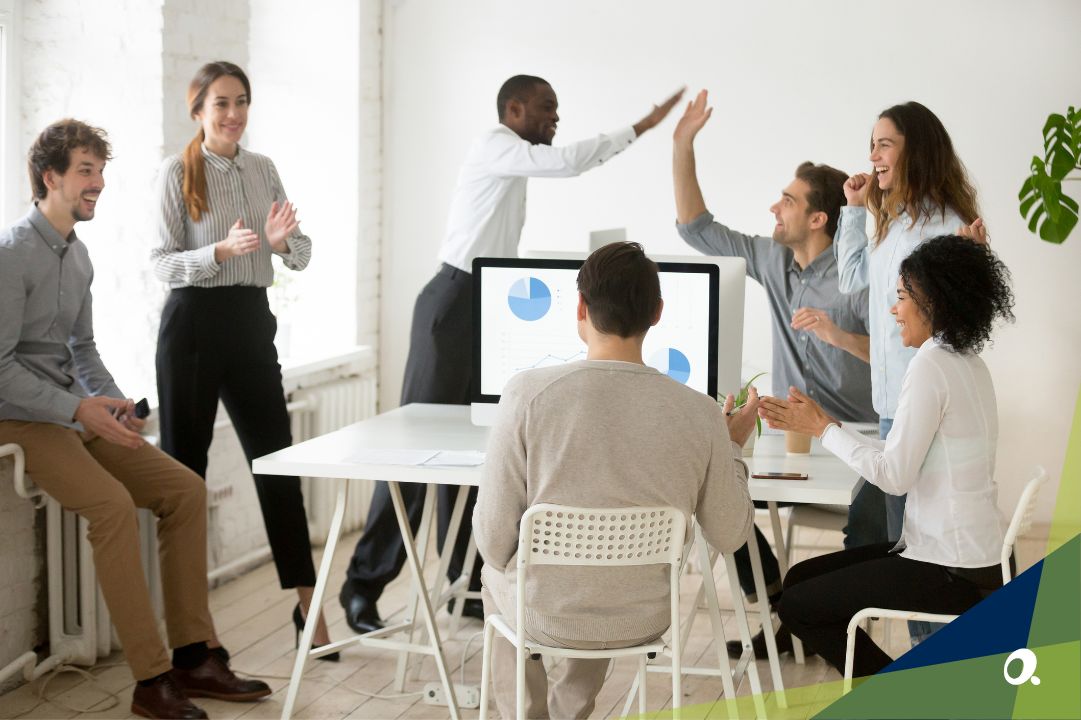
[
  {"xmin": 421, "ymin": 451, "xmax": 486, "ymax": 467},
  {"xmin": 344, "ymin": 449, "xmax": 486, "ymax": 467}
]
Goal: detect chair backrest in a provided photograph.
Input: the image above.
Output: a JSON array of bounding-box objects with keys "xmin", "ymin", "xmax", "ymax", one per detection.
[
  {"xmin": 1001, "ymin": 466, "xmax": 1048, "ymax": 585},
  {"xmin": 517, "ymin": 504, "xmax": 687, "ymax": 570}
]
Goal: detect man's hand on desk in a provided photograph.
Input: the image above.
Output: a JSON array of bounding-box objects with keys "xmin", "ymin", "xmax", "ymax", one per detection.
[{"xmin": 723, "ymin": 386, "xmax": 760, "ymax": 448}]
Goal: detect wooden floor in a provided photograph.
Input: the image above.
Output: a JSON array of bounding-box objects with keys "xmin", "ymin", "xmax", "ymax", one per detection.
[{"xmin": 1, "ymin": 518, "xmax": 1046, "ymax": 720}]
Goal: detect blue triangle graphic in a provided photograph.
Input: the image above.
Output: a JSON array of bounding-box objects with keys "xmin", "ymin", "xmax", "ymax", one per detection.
[{"xmin": 881, "ymin": 556, "xmax": 1044, "ymax": 673}]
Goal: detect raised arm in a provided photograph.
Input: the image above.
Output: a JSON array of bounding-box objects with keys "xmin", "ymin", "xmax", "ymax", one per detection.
[
  {"xmin": 487, "ymin": 88, "xmax": 684, "ymax": 179},
  {"xmin": 835, "ymin": 173, "xmax": 874, "ymax": 293},
  {"xmin": 672, "ymin": 89, "xmax": 711, "ymax": 223}
]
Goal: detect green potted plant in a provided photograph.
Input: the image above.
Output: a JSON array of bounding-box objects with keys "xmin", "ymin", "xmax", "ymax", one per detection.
[{"xmin": 1019, "ymin": 105, "xmax": 1080, "ymax": 244}]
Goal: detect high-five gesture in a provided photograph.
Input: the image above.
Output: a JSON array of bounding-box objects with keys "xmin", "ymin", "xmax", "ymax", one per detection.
[
  {"xmin": 673, "ymin": 89, "xmax": 713, "ymax": 147},
  {"xmin": 633, "ymin": 88, "xmax": 686, "ymax": 137},
  {"xmin": 844, "ymin": 173, "xmax": 872, "ymax": 207},
  {"xmin": 265, "ymin": 200, "xmax": 299, "ymax": 254}
]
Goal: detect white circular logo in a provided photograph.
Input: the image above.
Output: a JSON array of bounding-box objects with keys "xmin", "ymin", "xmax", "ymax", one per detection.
[{"xmin": 1003, "ymin": 648, "xmax": 1041, "ymax": 686}]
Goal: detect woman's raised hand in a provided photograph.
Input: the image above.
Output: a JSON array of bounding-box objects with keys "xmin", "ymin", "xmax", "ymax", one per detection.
[
  {"xmin": 265, "ymin": 201, "xmax": 300, "ymax": 253},
  {"xmin": 844, "ymin": 173, "xmax": 872, "ymax": 207}
]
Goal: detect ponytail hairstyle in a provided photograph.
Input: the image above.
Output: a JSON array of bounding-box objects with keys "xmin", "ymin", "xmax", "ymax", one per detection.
[
  {"xmin": 867, "ymin": 101, "xmax": 980, "ymax": 245},
  {"xmin": 182, "ymin": 61, "xmax": 251, "ymax": 221}
]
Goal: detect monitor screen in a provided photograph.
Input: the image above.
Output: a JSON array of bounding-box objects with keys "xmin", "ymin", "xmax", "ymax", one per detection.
[{"xmin": 472, "ymin": 257, "xmax": 719, "ymax": 404}]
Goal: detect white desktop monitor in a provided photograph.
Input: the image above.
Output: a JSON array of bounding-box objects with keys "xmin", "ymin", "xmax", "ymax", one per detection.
[{"xmin": 470, "ymin": 254, "xmax": 746, "ymax": 425}]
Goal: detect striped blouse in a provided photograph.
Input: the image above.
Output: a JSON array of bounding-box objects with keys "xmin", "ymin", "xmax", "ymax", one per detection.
[{"xmin": 152, "ymin": 145, "xmax": 312, "ymax": 288}]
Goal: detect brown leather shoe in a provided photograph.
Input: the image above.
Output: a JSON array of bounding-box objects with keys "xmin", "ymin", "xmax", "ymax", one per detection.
[
  {"xmin": 172, "ymin": 653, "xmax": 272, "ymax": 702},
  {"xmin": 131, "ymin": 673, "xmax": 208, "ymax": 719}
]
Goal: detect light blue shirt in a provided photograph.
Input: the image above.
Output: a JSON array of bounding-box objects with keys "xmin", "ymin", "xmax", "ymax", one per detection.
[{"xmin": 834, "ymin": 205, "xmax": 962, "ymax": 418}]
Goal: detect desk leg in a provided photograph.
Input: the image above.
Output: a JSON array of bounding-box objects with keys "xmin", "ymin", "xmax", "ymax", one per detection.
[
  {"xmin": 281, "ymin": 479, "xmax": 348, "ymax": 720},
  {"xmin": 395, "ymin": 485, "xmax": 437, "ymax": 690},
  {"xmin": 388, "ymin": 481, "xmax": 460, "ymax": 720},
  {"xmin": 767, "ymin": 501, "xmax": 805, "ymax": 664}
]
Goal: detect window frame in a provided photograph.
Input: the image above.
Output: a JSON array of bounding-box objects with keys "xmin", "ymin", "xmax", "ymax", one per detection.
[{"xmin": 0, "ymin": 0, "xmax": 21, "ymax": 225}]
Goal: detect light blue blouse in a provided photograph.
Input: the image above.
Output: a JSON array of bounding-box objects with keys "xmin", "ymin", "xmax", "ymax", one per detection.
[{"xmin": 834, "ymin": 204, "xmax": 963, "ymax": 418}]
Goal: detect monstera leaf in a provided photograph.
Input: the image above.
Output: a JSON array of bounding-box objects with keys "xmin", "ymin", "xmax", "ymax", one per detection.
[{"xmin": 1019, "ymin": 106, "xmax": 1080, "ymax": 244}]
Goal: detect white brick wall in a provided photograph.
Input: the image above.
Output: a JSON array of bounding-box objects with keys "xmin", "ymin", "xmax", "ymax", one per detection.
[{"xmin": 2, "ymin": 0, "xmax": 384, "ymax": 687}]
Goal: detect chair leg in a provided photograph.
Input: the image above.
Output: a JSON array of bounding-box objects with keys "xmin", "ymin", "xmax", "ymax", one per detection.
[
  {"xmin": 622, "ymin": 671, "xmax": 641, "ymax": 718},
  {"xmin": 843, "ymin": 615, "xmax": 861, "ymax": 695},
  {"xmin": 516, "ymin": 645, "xmax": 526, "ymax": 720},
  {"xmin": 638, "ymin": 654, "xmax": 648, "ymax": 716},
  {"xmin": 479, "ymin": 621, "xmax": 494, "ymax": 720}
]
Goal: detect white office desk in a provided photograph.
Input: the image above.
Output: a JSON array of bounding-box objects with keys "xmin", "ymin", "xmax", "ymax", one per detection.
[{"xmin": 254, "ymin": 404, "xmax": 861, "ymax": 718}]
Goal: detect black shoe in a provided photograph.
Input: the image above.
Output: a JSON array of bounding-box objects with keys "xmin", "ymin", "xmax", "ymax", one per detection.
[
  {"xmin": 341, "ymin": 591, "xmax": 385, "ymax": 635},
  {"xmin": 292, "ymin": 603, "xmax": 341, "ymax": 662},
  {"xmin": 726, "ymin": 624, "xmax": 810, "ymax": 659},
  {"xmin": 447, "ymin": 597, "xmax": 485, "ymax": 621},
  {"xmin": 172, "ymin": 654, "xmax": 272, "ymax": 702},
  {"xmin": 131, "ymin": 673, "xmax": 207, "ymax": 719}
]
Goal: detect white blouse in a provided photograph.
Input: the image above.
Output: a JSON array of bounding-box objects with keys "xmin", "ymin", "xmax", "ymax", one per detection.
[{"xmin": 822, "ymin": 338, "xmax": 1005, "ymax": 568}]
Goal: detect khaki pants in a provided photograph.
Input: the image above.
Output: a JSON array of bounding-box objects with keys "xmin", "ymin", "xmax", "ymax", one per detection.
[
  {"xmin": 1, "ymin": 420, "xmax": 215, "ymax": 680},
  {"xmin": 482, "ymin": 569, "xmax": 662, "ymax": 720}
]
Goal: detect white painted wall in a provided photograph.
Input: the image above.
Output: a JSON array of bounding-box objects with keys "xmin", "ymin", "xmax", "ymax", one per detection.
[{"xmin": 381, "ymin": 0, "xmax": 1081, "ymax": 525}]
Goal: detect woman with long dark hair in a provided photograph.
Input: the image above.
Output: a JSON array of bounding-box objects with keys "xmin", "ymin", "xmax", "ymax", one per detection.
[
  {"xmin": 836, "ymin": 101, "xmax": 985, "ymax": 544},
  {"xmin": 759, "ymin": 235, "xmax": 1015, "ymax": 677},
  {"xmin": 152, "ymin": 61, "xmax": 335, "ymax": 658}
]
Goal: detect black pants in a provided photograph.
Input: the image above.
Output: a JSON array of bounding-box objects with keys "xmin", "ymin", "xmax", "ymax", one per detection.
[
  {"xmin": 777, "ymin": 543, "xmax": 993, "ymax": 677},
  {"xmin": 156, "ymin": 286, "xmax": 316, "ymax": 589},
  {"xmin": 342, "ymin": 265, "xmax": 482, "ymax": 603},
  {"xmin": 731, "ymin": 481, "xmax": 889, "ymax": 601}
]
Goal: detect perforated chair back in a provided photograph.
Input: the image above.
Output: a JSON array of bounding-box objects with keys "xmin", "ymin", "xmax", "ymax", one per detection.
[
  {"xmin": 1001, "ymin": 466, "xmax": 1047, "ymax": 584},
  {"xmin": 518, "ymin": 504, "xmax": 687, "ymax": 570}
]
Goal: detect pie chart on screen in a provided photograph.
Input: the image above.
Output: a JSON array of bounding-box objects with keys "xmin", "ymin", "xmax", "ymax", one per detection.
[
  {"xmin": 650, "ymin": 348, "xmax": 691, "ymax": 384},
  {"xmin": 507, "ymin": 277, "xmax": 552, "ymax": 321}
]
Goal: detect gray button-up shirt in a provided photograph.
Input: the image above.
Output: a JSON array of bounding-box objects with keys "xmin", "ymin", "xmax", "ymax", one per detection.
[
  {"xmin": 0, "ymin": 206, "xmax": 123, "ymax": 427},
  {"xmin": 677, "ymin": 211, "xmax": 876, "ymax": 423}
]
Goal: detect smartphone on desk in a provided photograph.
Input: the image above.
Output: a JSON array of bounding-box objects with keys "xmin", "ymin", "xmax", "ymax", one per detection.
[{"xmin": 751, "ymin": 471, "xmax": 809, "ymax": 480}]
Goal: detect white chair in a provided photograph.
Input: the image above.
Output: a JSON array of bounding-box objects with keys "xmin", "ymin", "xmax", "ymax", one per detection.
[
  {"xmin": 842, "ymin": 466, "xmax": 1048, "ymax": 693},
  {"xmin": 479, "ymin": 504, "xmax": 687, "ymax": 720}
]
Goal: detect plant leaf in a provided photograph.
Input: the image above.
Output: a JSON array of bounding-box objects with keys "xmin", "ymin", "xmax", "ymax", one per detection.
[
  {"xmin": 1019, "ymin": 156, "xmax": 1079, "ymax": 244},
  {"xmin": 1043, "ymin": 113, "xmax": 1077, "ymax": 179}
]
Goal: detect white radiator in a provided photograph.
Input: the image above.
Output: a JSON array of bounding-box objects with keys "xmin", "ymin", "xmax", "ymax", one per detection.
[{"xmin": 0, "ymin": 347, "xmax": 378, "ymax": 685}]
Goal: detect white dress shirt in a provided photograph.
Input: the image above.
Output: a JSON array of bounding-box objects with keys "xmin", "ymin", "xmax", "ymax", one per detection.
[
  {"xmin": 438, "ymin": 125, "xmax": 637, "ymax": 272},
  {"xmin": 835, "ymin": 205, "xmax": 963, "ymax": 418},
  {"xmin": 821, "ymin": 338, "xmax": 1005, "ymax": 568}
]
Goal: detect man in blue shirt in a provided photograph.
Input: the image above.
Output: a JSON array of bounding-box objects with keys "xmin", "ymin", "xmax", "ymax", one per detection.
[{"xmin": 672, "ymin": 91, "xmax": 886, "ymax": 658}]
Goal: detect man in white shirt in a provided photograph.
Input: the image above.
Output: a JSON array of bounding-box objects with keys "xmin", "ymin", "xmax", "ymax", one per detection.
[{"xmin": 340, "ymin": 76, "xmax": 684, "ymax": 633}]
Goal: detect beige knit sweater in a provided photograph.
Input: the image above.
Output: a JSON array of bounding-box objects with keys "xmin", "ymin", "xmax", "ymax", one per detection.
[{"xmin": 474, "ymin": 360, "xmax": 754, "ymax": 642}]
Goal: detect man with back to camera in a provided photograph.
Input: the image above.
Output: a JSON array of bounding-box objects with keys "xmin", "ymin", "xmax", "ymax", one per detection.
[
  {"xmin": 672, "ymin": 90, "xmax": 885, "ymax": 658},
  {"xmin": 0, "ymin": 119, "xmax": 270, "ymax": 719},
  {"xmin": 474, "ymin": 241, "xmax": 758, "ymax": 719},
  {"xmin": 339, "ymin": 75, "xmax": 685, "ymax": 633}
]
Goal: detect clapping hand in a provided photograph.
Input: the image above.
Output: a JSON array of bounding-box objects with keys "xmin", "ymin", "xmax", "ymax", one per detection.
[
  {"xmin": 722, "ymin": 386, "xmax": 760, "ymax": 447},
  {"xmin": 265, "ymin": 201, "xmax": 300, "ymax": 253}
]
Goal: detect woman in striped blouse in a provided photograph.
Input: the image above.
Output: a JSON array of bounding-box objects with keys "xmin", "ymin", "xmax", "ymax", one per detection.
[{"xmin": 152, "ymin": 61, "xmax": 335, "ymax": 658}]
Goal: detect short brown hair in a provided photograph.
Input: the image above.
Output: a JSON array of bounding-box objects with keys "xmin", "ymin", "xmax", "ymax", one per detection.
[
  {"xmin": 27, "ymin": 120, "xmax": 112, "ymax": 200},
  {"xmin": 794, "ymin": 161, "xmax": 848, "ymax": 239},
  {"xmin": 577, "ymin": 241, "xmax": 661, "ymax": 338}
]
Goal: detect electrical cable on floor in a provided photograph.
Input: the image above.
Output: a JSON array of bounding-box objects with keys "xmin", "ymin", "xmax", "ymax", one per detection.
[
  {"xmin": 34, "ymin": 662, "xmax": 125, "ymax": 714},
  {"xmin": 459, "ymin": 629, "xmax": 485, "ymax": 685}
]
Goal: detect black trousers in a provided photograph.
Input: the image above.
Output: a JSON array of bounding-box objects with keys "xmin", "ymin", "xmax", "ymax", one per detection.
[
  {"xmin": 156, "ymin": 286, "xmax": 316, "ymax": 589},
  {"xmin": 342, "ymin": 265, "xmax": 482, "ymax": 603},
  {"xmin": 777, "ymin": 542, "xmax": 993, "ymax": 677}
]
